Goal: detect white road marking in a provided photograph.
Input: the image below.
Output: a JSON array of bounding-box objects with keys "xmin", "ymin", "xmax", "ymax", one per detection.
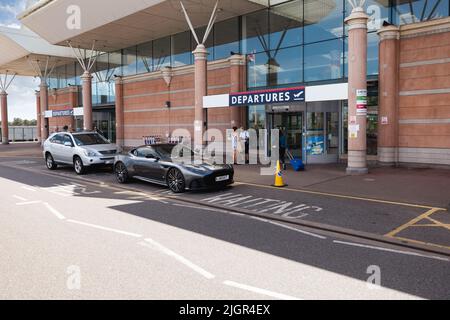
[
  {"xmin": 223, "ymin": 280, "xmax": 301, "ymax": 300},
  {"xmin": 42, "ymin": 202, "xmax": 66, "ymax": 220},
  {"xmin": 67, "ymin": 219, "xmax": 143, "ymax": 238},
  {"xmin": 333, "ymin": 240, "xmax": 449, "ymax": 262},
  {"xmin": 269, "ymin": 221, "xmax": 327, "ymax": 240},
  {"xmin": 16, "ymin": 201, "xmax": 42, "ymax": 206},
  {"xmin": 142, "ymin": 238, "xmax": 215, "ymax": 279},
  {"xmin": 13, "ymin": 195, "xmax": 28, "ymax": 202},
  {"xmin": 21, "ymin": 186, "xmax": 36, "ymax": 192}
]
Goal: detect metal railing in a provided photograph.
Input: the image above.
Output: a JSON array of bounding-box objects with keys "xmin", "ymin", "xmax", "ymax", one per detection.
[{"xmin": 0, "ymin": 126, "xmax": 38, "ymax": 143}]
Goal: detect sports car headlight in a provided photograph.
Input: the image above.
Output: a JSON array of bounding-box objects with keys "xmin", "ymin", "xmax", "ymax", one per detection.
[{"xmin": 184, "ymin": 165, "xmax": 207, "ymax": 173}]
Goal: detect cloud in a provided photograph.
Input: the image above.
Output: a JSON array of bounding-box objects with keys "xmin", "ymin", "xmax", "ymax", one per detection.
[
  {"xmin": 0, "ymin": 0, "xmax": 27, "ymax": 26},
  {"xmin": 1, "ymin": 0, "xmax": 39, "ymax": 120},
  {"xmin": 6, "ymin": 76, "xmax": 40, "ymax": 121}
]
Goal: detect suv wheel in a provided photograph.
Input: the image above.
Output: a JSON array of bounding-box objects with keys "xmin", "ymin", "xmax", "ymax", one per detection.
[
  {"xmin": 45, "ymin": 153, "xmax": 57, "ymax": 170},
  {"xmin": 74, "ymin": 156, "xmax": 86, "ymax": 175}
]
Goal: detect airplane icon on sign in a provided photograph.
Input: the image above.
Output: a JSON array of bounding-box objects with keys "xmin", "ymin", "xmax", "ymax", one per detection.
[{"xmin": 293, "ymin": 91, "xmax": 304, "ymax": 100}]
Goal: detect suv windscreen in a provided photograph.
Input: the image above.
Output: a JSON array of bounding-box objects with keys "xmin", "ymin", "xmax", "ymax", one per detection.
[{"xmin": 73, "ymin": 133, "xmax": 109, "ymax": 146}]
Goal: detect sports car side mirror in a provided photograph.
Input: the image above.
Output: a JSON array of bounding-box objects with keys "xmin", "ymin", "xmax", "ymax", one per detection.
[{"xmin": 145, "ymin": 154, "xmax": 160, "ymax": 161}]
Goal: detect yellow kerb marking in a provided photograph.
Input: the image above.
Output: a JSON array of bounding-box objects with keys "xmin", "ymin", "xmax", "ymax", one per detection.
[
  {"xmin": 392, "ymin": 236, "xmax": 450, "ymax": 251},
  {"xmin": 236, "ymin": 182, "xmax": 445, "ymax": 210}
]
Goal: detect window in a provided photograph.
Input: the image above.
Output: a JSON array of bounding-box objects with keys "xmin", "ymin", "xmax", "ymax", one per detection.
[
  {"xmin": 268, "ymin": 46, "xmax": 303, "ymax": 85},
  {"xmin": 242, "ymin": 9, "xmax": 270, "ymax": 54},
  {"xmin": 214, "ymin": 17, "xmax": 240, "ymax": 60},
  {"xmin": 137, "ymin": 41, "xmax": 153, "ymax": 73},
  {"xmin": 304, "ymin": 38, "xmax": 344, "ymax": 82},
  {"xmin": 248, "ymin": 105, "xmax": 266, "ymax": 130},
  {"xmin": 135, "ymin": 147, "xmax": 158, "ymax": 158},
  {"xmin": 269, "ymin": 0, "xmax": 303, "ymax": 50},
  {"xmin": 172, "ymin": 31, "xmax": 192, "ymax": 67},
  {"xmin": 393, "ymin": 0, "xmax": 449, "ymax": 25},
  {"xmin": 51, "ymin": 134, "xmax": 63, "ymax": 144},
  {"xmin": 153, "ymin": 37, "xmax": 171, "ymax": 70},
  {"xmin": 304, "ymin": 0, "xmax": 344, "ymax": 44},
  {"xmin": 248, "ymin": 51, "xmax": 270, "ymax": 88},
  {"xmin": 367, "ymin": 32, "xmax": 379, "ymax": 76},
  {"xmin": 63, "ymin": 135, "xmax": 73, "ymax": 146},
  {"xmin": 122, "ymin": 47, "xmax": 137, "ymax": 76}
]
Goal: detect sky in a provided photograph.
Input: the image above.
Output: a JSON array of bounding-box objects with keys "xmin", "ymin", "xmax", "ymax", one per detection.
[{"xmin": 1, "ymin": 0, "xmax": 40, "ymax": 121}]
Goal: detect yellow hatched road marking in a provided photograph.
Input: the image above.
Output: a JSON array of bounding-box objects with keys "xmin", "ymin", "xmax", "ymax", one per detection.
[{"xmin": 385, "ymin": 208, "xmax": 446, "ymax": 238}]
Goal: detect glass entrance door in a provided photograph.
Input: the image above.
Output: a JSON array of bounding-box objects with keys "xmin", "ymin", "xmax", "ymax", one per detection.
[
  {"xmin": 93, "ymin": 110, "xmax": 116, "ymax": 142},
  {"xmin": 305, "ymin": 101, "xmax": 340, "ymax": 164},
  {"xmin": 270, "ymin": 112, "xmax": 304, "ymax": 160}
]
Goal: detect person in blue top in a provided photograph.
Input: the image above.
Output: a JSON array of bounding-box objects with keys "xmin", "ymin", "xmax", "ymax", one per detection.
[{"xmin": 279, "ymin": 129, "xmax": 287, "ymax": 170}]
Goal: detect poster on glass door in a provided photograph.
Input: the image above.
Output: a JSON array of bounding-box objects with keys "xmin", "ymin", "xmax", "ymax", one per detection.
[{"xmin": 307, "ymin": 136, "xmax": 325, "ymax": 155}]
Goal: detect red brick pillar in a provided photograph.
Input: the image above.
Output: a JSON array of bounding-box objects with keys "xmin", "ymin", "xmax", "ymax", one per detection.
[
  {"xmin": 377, "ymin": 25, "xmax": 400, "ymax": 165},
  {"xmin": 345, "ymin": 7, "xmax": 369, "ymax": 175},
  {"xmin": 40, "ymin": 82, "xmax": 49, "ymax": 142},
  {"xmin": 1, "ymin": 91, "xmax": 8, "ymax": 144},
  {"xmin": 193, "ymin": 44, "xmax": 208, "ymax": 150},
  {"xmin": 36, "ymin": 91, "xmax": 41, "ymax": 142},
  {"xmin": 115, "ymin": 77, "xmax": 124, "ymax": 147},
  {"xmin": 229, "ymin": 54, "xmax": 245, "ymax": 128},
  {"xmin": 81, "ymin": 71, "xmax": 93, "ymax": 131}
]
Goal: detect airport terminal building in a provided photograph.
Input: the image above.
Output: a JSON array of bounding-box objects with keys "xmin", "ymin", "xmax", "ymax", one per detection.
[{"xmin": 1, "ymin": 0, "xmax": 449, "ymax": 168}]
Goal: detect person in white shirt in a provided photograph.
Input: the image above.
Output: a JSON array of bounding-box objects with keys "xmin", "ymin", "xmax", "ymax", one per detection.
[
  {"xmin": 239, "ymin": 127, "xmax": 250, "ymax": 164},
  {"xmin": 231, "ymin": 127, "xmax": 239, "ymax": 164}
]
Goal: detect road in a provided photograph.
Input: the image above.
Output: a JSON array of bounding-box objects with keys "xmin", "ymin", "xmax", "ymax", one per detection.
[{"xmin": 0, "ymin": 157, "xmax": 449, "ymax": 299}]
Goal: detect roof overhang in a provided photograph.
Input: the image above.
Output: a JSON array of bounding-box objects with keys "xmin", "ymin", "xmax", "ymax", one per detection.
[
  {"xmin": 19, "ymin": 0, "xmax": 267, "ymax": 51},
  {"xmin": 0, "ymin": 26, "xmax": 77, "ymax": 76}
]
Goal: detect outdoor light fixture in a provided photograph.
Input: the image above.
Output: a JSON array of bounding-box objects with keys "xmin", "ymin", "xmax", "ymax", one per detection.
[{"xmin": 165, "ymin": 101, "xmax": 171, "ymax": 108}]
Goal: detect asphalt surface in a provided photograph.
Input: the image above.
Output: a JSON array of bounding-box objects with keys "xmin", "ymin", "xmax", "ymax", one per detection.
[
  {"xmin": 3, "ymin": 156, "xmax": 449, "ymax": 251},
  {"xmin": 0, "ymin": 157, "xmax": 449, "ymax": 299}
]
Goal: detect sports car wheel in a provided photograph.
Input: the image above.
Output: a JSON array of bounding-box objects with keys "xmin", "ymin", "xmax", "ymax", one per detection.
[
  {"xmin": 45, "ymin": 153, "xmax": 57, "ymax": 170},
  {"xmin": 167, "ymin": 168, "xmax": 185, "ymax": 193},
  {"xmin": 74, "ymin": 156, "xmax": 86, "ymax": 175},
  {"xmin": 115, "ymin": 162, "xmax": 129, "ymax": 184}
]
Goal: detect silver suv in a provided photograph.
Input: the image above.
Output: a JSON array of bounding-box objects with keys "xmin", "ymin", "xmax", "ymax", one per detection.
[{"xmin": 43, "ymin": 131, "xmax": 118, "ymax": 175}]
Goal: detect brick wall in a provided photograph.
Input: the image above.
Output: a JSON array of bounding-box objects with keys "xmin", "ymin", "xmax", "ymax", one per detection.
[
  {"xmin": 398, "ymin": 18, "xmax": 450, "ymax": 165},
  {"xmin": 47, "ymin": 86, "xmax": 79, "ymax": 133},
  {"xmin": 120, "ymin": 58, "xmax": 246, "ymax": 147}
]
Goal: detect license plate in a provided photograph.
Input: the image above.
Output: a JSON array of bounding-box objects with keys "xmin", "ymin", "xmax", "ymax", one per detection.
[{"xmin": 215, "ymin": 175, "xmax": 229, "ymax": 182}]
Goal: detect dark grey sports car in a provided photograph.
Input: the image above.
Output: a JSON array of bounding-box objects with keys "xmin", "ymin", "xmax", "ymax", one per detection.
[{"xmin": 113, "ymin": 144, "xmax": 234, "ymax": 193}]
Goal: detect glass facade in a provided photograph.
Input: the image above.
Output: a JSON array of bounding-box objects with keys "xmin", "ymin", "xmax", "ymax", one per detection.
[{"xmin": 46, "ymin": 0, "xmax": 449, "ymax": 100}]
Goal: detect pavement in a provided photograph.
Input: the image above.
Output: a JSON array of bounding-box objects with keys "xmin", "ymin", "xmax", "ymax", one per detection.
[{"xmin": 0, "ymin": 143, "xmax": 449, "ymax": 299}]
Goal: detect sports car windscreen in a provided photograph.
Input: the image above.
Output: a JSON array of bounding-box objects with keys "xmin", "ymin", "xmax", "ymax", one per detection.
[
  {"xmin": 154, "ymin": 144, "xmax": 195, "ymax": 160},
  {"xmin": 73, "ymin": 133, "xmax": 110, "ymax": 146}
]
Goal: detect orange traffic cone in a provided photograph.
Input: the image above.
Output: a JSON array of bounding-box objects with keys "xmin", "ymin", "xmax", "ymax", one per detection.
[{"xmin": 272, "ymin": 160, "xmax": 287, "ymax": 188}]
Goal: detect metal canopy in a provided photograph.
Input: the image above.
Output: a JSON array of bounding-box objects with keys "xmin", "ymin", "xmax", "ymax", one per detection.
[
  {"xmin": 19, "ymin": 0, "xmax": 267, "ymax": 51},
  {"xmin": 0, "ymin": 26, "xmax": 77, "ymax": 76}
]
